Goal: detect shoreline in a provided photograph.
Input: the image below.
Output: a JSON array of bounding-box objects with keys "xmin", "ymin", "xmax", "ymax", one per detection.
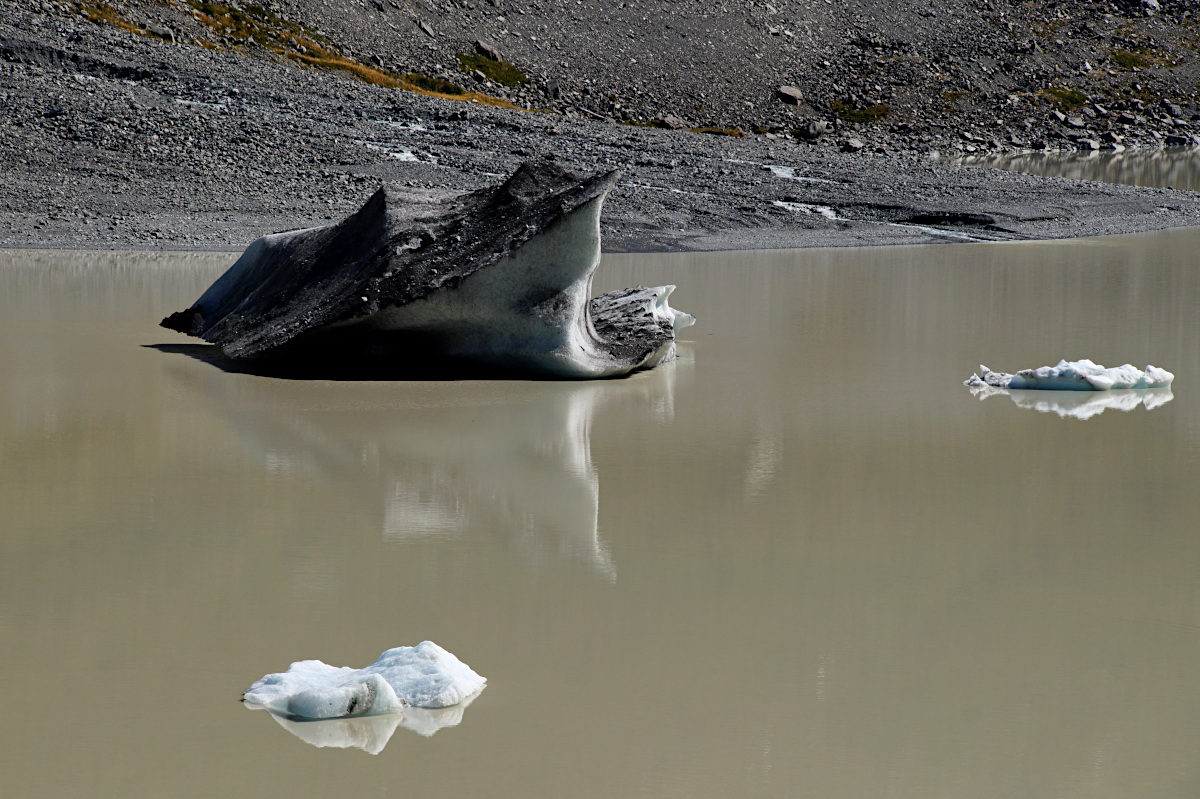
[
  {"xmin": 5, "ymin": 217, "xmax": 1200, "ymax": 259},
  {"xmin": 5, "ymin": 11, "xmax": 1200, "ymax": 254}
]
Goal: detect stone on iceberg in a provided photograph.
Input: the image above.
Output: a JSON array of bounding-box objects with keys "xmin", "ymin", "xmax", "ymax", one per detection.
[
  {"xmin": 964, "ymin": 359, "xmax": 1173, "ymax": 391},
  {"xmin": 242, "ymin": 641, "xmax": 485, "ymax": 722},
  {"xmin": 161, "ymin": 159, "xmax": 693, "ymax": 378}
]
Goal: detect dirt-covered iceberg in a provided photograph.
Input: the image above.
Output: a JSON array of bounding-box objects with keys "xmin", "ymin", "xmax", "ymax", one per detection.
[{"xmin": 162, "ymin": 159, "xmax": 693, "ymax": 378}]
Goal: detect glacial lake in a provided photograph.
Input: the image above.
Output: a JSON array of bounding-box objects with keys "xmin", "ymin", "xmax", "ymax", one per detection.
[{"xmin": 3, "ymin": 228, "xmax": 1200, "ymax": 798}]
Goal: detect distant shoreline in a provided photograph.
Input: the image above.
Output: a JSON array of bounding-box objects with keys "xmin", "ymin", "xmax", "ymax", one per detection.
[{"xmin": 4, "ymin": 8, "xmax": 1200, "ymax": 253}]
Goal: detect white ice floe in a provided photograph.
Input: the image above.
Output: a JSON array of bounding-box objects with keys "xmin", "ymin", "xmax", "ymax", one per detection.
[
  {"xmin": 243, "ymin": 641, "xmax": 485, "ymax": 721},
  {"xmin": 968, "ymin": 385, "xmax": 1174, "ymax": 420},
  {"xmin": 965, "ymin": 359, "xmax": 1174, "ymax": 391}
]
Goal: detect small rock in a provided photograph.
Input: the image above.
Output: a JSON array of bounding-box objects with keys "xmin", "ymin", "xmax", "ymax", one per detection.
[
  {"xmin": 1165, "ymin": 134, "xmax": 1190, "ymax": 146},
  {"xmin": 775, "ymin": 85, "xmax": 803, "ymax": 105},
  {"xmin": 1067, "ymin": 116, "xmax": 1086, "ymax": 129},
  {"xmin": 146, "ymin": 24, "xmax": 175, "ymax": 43},
  {"xmin": 1163, "ymin": 100, "xmax": 1184, "ymax": 118},
  {"xmin": 545, "ymin": 78, "xmax": 561, "ymax": 99},
  {"xmin": 1030, "ymin": 140, "xmax": 1047, "ymax": 150},
  {"xmin": 796, "ymin": 119, "xmax": 831, "ymax": 140},
  {"xmin": 1079, "ymin": 139, "xmax": 1100, "ymax": 151},
  {"xmin": 475, "ymin": 39, "xmax": 503, "ymax": 62},
  {"xmin": 1100, "ymin": 131, "xmax": 1122, "ymax": 144},
  {"xmin": 1051, "ymin": 110, "xmax": 1067, "ymax": 123},
  {"xmin": 417, "ymin": 20, "xmax": 434, "ymax": 37},
  {"xmin": 660, "ymin": 114, "xmax": 688, "ymax": 130},
  {"xmin": 840, "ymin": 137, "xmax": 864, "ymax": 153}
]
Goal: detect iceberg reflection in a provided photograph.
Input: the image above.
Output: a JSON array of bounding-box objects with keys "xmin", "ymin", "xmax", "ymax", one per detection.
[
  {"xmin": 256, "ymin": 692, "xmax": 482, "ymax": 755},
  {"xmin": 165, "ymin": 353, "xmax": 679, "ymax": 579},
  {"xmin": 969, "ymin": 385, "xmax": 1174, "ymax": 420}
]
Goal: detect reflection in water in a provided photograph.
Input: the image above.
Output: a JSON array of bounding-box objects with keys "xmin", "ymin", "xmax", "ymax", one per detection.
[
  {"xmin": 969, "ymin": 385, "xmax": 1174, "ymax": 420},
  {"xmin": 259, "ymin": 692, "xmax": 482, "ymax": 755},
  {"xmin": 165, "ymin": 354, "xmax": 680, "ymax": 582},
  {"xmin": 743, "ymin": 423, "xmax": 783, "ymax": 501},
  {"xmin": 5, "ymin": 244, "xmax": 1200, "ymax": 798},
  {"xmin": 956, "ymin": 147, "xmax": 1200, "ymax": 190}
]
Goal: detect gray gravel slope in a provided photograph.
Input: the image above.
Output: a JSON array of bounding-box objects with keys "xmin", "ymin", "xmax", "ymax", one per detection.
[{"xmin": 2, "ymin": 3, "xmax": 1200, "ymax": 252}]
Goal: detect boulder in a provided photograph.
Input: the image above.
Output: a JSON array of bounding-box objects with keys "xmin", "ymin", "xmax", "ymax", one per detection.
[
  {"xmin": 474, "ymin": 39, "xmax": 503, "ymax": 62},
  {"xmin": 775, "ymin": 85, "xmax": 804, "ymax": 105},
  {"xmin": 796, "ymin": 119, "xmax": 832, "ymax": 140}
]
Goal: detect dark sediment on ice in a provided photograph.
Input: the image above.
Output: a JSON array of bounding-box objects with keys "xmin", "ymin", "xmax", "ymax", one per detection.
[{"xmin": 161, "ymin": 160, "xmax": 691, "ymax": 378}]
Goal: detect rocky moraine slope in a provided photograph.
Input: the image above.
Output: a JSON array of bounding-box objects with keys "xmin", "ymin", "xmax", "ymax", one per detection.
[{"xmin": 2, "ymin": 0, "xmax": 1199, "ymax": 250}]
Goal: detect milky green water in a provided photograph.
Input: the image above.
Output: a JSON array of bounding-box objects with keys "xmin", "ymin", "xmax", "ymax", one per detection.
[{"xmin": 2, "ymin": 230, "xmax": 1200, "ymax": 798}]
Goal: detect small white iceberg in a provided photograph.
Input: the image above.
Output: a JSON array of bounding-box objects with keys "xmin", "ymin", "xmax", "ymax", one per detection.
[
  {"xmin": 243, "ymin": 641, "xmax": 485, "ymax": 722},
  {"xmin": 964, "ymin": 359, "xmax": 1173, "ymax": 391}
]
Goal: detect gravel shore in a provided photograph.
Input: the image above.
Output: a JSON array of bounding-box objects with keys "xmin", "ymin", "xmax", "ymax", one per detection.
[{"xmin": 3, "ymin": 2, "xmax": 1200, "ymax": 252}]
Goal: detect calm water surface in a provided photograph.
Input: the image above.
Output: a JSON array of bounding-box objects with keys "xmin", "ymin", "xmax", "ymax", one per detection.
[
  {"xmin": 3, "ymin": 232, "xmax": 1200, "ymax": 798},
  {"xmin": 957, "ymin": 146, "xmax": 1200, "ymax": 190}
]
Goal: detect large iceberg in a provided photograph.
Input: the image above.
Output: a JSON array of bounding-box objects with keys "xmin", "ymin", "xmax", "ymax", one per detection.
[
  {"xmin": 964, "ymin": 359, "xmax": 1173, "ymax": 391},
  {"xmin": 161, "ymin": 159, "xmax": 693, "ymax": 378},
  {"xmin": 243, "ymin": 641, "xmax": 485, "ymax": 721}
]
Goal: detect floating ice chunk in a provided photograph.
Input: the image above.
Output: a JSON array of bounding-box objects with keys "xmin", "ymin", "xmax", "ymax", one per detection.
[
  {"xmin": 967, "ymin": 385, "xmax": 1174, "ymax": 420},
  {"xmin": 965, "ymin": 359, "xmax": 1173, "ymax": 391},
  {"xmin": 243, "ymin": 641, "xmax": 485, "ymax": 721}
]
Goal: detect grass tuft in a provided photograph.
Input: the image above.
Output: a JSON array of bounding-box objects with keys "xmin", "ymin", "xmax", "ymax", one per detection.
[
  {"xmin": 1040, "ymin": 86, "xmax": 1088, "ymax": 110},
  {"xmin": 77, "ymin": 0, "xmax": 524, "ymax": 111},
  {"xmin": 456, "ymin": 52, "xmax": 530, "ymax": 87},
  {"xmin": 75, "ymin": 1, "xmax": 149, "ymax": 36},
  {"xmin": 1113, "ymin": 49, "xmax": 1150, "ymax": 69},
  {"xmin": 689, "ymin": 127, "xmax": 745, "ymax": 137},
  {"xmin": 831, "ymin": 100, "xmax": 890, "ymax": 124},
  {"xmin": 404, "ymin": 73, "xmax": 465, "ymax": 95}
]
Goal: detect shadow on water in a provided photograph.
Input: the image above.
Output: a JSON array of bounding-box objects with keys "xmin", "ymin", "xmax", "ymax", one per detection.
[{"xmin": 144, "ymin": 340, "xmax": 634, "ymax": 381}]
